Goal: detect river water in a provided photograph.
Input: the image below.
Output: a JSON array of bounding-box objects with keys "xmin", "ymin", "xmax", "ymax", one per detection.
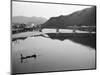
[{"xmin": 12, "ymin": 35, "xmax": 95, "ymax": 74}]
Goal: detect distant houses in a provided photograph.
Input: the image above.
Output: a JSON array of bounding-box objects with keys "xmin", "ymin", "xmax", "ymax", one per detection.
[{"xmin": 12, "ymin": 23, "xmax": 43, "ymax": 34}]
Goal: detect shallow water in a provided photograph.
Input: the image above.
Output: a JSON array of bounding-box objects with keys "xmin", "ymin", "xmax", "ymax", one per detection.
[{"xmin": 12, "ymin": 36, "xmax": 95, "ymax": 73}]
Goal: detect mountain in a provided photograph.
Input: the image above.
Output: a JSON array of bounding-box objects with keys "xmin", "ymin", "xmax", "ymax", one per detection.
[
  {"xmin": 41, "ymin": 6, "xmax": 96, "ymax": 29},
  {"xmin": 12, "ymin": 16, "xmax": 47, "ymax": 25}
]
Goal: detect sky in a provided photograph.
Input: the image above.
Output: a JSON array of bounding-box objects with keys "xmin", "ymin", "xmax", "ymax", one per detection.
[{"xmin": 12, "ymin": 1, "xmax": 92, "ymax": 19}]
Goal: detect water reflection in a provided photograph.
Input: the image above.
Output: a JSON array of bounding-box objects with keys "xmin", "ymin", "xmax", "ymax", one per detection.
[
  {"xmin": 12, "ymin": 36, "xmax": 95, "ymax": 74},
  {"xmin": 47, "ymin": 33, "xmax": 96, "ymax": 49}
]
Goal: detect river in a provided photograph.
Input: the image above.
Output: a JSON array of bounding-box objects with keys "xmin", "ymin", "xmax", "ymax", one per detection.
[{"xmin": 12, "ymin": 33, "xmax": 95, "ymax": 73}]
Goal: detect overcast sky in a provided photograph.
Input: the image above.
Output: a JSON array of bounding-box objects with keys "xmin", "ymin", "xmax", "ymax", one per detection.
[{"xmin": 12, "ymin": 1, "xmax": 91, "ymax": 19}]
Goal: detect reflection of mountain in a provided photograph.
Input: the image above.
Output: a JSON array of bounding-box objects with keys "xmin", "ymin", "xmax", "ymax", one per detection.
[
  {"xmin": 12, "ymin": 16, "xmax": 47, "ymax": 25},
  {"xmin": 41, "ymin": 6, "xmax": 96, "ymax": 29},
  {"xmin": 46, "ymin": 33, "xmax": 96, "ymax": 49}
]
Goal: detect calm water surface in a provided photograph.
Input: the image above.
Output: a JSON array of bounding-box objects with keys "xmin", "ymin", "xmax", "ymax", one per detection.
[{"xmin": 12, "ymin": 34, "xmax": 95, "ymax": 73}]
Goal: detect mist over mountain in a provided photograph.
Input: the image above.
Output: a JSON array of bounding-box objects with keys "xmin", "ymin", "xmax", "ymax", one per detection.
[
  {"xmin": 41, "ymin": 6, "xmax": 96, "ymax": 29},
  {"xmin": 12, "ymin": 16, "xmax": 47, "ymax": 25}
]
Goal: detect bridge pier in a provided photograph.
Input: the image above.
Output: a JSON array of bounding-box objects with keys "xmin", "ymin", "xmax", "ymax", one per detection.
[
  {"xmin": 56, "ymin": 28, "xmax": 59, "ymax": 33},
  {"xmin": 73, "ymin": 25, "xmax": 77, "ymax": 33}
]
